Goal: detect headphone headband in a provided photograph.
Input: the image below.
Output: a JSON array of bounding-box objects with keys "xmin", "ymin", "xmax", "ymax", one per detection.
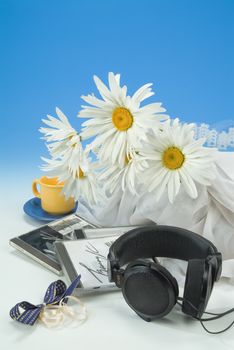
[{"xmin": 109, "ymin": 225, "xmax": 219, "ymax": 269}]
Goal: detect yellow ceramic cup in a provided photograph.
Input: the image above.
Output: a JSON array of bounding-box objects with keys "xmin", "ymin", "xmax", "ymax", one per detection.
[{"xmin": 32, "ymin": 176, "xmax": 75, "ymax": 215}]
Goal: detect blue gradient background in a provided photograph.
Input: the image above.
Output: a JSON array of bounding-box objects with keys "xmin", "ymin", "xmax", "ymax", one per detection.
[{"xmin": 1, "ymin": 0, "xmax": 234, "ymax": 179}]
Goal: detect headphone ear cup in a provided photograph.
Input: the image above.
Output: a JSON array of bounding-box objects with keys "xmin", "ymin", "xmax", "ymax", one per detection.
[
  {"xmin": 183, "ymin": 259, "xmax": 213, "ymax": 318},
  {"xmin": 153, "ymin": 263, "xmax": 179, "ymax": 298},
  {"xmin": 122, "ymin": 261, "xmax": 178, "ymax": 321}
]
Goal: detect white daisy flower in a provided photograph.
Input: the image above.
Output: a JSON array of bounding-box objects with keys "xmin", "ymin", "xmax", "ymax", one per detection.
[
  {"xmin": 40, "ymin": 107, "xmax": 80, "ymax": 158},
  {"xmin": 141, "ymin": 119, "xmax": 217, "ymax": 203},
  {"xmin": 78, "ymin": 72, "xmax": 168, "ymax": 167},
  {"xmin": 98, "ymin": 151, "xmax": 146, "ymax": 195},
  {"xmin": 41, "ymin": 152, "xmax": 101, "ymax": 204}
]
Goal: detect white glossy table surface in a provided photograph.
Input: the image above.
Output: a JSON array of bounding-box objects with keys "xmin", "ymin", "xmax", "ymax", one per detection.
[{"xmin": 1, "ymin": 153, "xmax": 234, "ymax": 350}]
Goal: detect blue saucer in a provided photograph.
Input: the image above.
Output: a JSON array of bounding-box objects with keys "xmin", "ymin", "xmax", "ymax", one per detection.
[{"xmin": 23, "ymin": 197, "xmax": 78, "ymax": 222}]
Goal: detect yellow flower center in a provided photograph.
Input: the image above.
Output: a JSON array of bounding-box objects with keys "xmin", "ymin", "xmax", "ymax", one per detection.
[
  {"xmin": 76, "ymin": 167, "xmax": 85, "ymax": 179},
  {"xmin": 125, "ymin": 154, "xmax": 132, "ymax": 165},
  {"xmin": 68, "ymin": 133, "xmax": 80, "ymax": 147},
  {"xmin": 112, "ymin": 107, "xmax": 133, "ymax": 131},
  {"xmin": 162, "ymin": 147, "xmax": 185, "ymax": 170},
  {"xmin": 68, "ymin": 134, "xmax": 75, "ymax": 140}
]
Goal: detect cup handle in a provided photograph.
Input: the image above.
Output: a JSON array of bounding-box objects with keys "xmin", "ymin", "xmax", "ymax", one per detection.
[{"xmin": 32, "ymin": 179, "xmax": 41, "ymax": 198}]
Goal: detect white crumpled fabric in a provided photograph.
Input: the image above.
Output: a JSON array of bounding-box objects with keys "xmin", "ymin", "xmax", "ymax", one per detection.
[{"xmin": 77, "ymin": 152, "xmax": 234, "ymax": 285}]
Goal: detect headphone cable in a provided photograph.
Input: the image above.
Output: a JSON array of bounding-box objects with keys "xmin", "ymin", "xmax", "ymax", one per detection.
[{"xmin": 177, "ymin": 297, "xmax": 234, "ymax": 334}]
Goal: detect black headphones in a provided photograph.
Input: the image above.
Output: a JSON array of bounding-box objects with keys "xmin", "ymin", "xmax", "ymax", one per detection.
[{"xmin": 107, "ymin": 225, "xmax": 222, "ymax": 322}]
